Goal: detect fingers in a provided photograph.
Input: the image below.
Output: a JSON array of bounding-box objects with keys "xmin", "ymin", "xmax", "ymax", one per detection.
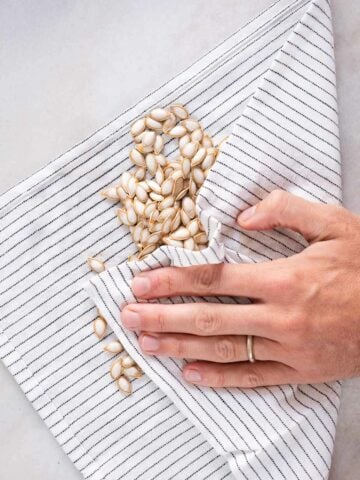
[
  {"xmin": 122, "ymin": 302, "xmax": 280, "ymax": 339},
  {"xmin": 138, "ymin": 332, "xmax": 284, "ymax": 363},
  {"xmin": 237, "ymin": 189, "xmax": 348, "ymax": 243},
  {"xmin": 182, "ymin": 360, "xmax": 299, "ymax": 388},
  {"xmin": 131, "ymin": 263, "xmax": 274, "ymax": 300}
]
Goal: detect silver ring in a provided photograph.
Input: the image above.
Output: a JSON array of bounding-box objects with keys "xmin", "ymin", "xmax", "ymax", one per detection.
[{"xmin": 246, "ymin": 335, "xmax": 256, "ymax": 363}]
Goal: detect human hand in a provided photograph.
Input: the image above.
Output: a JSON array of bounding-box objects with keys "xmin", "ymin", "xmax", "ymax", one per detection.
[{"xmin": 121, "ymin": 190, "xmax": 360, "ymax": 388}]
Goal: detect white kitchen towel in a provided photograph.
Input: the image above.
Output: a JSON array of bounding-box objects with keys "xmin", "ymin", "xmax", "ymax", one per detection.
[{"xmin": 0, "ymin": 1, "xmax": 341, "ymax": 479}]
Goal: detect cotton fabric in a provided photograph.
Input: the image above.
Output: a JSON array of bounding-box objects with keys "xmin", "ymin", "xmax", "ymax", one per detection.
[{"xmin": 0, "ymin": 1, "xmax": 341, "ymax": 479}]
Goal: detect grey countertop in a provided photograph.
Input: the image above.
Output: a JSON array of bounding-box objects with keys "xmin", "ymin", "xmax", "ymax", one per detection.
[{"xmin": 0, "ymin": 1, "xmax": 359, "ymax": 479}]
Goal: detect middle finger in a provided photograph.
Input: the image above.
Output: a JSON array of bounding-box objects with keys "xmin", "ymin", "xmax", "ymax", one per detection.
[{"xmin": 121, "ymin": 302, "xmax": 280, "ymax": 339}]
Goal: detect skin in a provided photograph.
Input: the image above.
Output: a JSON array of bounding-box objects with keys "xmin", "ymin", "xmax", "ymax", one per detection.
[{"xmin": 121, "ymin": 190, "xmax": 360, "ymax": 388}]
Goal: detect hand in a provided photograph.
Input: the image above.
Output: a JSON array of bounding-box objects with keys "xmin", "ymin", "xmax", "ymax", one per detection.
[{"xmin": 121, "ymin": 190, "xmax": 360, "ymax": 388}]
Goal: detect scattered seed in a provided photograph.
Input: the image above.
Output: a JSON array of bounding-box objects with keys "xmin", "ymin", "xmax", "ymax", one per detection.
[
  {"xmin": 104, "ymin": 341, "xmax": 123, "ymax": 354},
  {"xmin": 110, "ymin": 359, "xmax": 123, "ymax": 380},
  {"xmin": 93, "ymin": 317, "xmax": 107, "ymax": 339},
  {"xmin": 87, "ymin": 256, "xmax": 106, "ymax": 273},
  {"xmin": 118, "ymin": 376, "xmax": 132, "ymax": 395}
]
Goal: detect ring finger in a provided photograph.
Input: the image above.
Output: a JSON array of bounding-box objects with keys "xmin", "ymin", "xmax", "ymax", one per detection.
[{"xmin": 138, "ymin": 332, "xmax": 285, "ymax": 363}]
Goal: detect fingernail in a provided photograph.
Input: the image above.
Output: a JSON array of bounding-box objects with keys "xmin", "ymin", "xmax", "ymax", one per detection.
[
  {"xmin": 122, "ymin": 309, "xmax": 141, "ymax": 329},
  {"xmin": 238, "ymin": 205, "xmax": 257, "ymax": 223},
  {"xmin": 184, "ymin": 369, "xmax": 202, "ymax": 383},
  {"xmin": 132, "ymin": 275, "xmax": 151, "ymax": 297},
  {"xmin": 141, "ymin": 334, "xmax": 160, "ymax": 352}
]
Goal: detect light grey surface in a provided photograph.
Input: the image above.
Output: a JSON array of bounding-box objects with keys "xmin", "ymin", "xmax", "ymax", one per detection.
[{"xmin": 0, "ymin": 1, "xmax": 359, "ymax": 479}]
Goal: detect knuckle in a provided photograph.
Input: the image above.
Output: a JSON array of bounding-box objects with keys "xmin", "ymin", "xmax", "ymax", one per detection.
[
  {"xmin": 214, "ymin": 338, "xmax": 238, "ymax": 362},
  {"xmin": 243, "ymin": 368, "xmax": 265, "ymax": 388},
  {"xmin": 175, "ymin": 338, "xmax": 187, "ymax": 357},
  {"xmin": 162, "ymin": 269, "xmax": 176, "ymax": 294},
  {"xmin": 192, "ymin": 264, "xmax": 222, "ymax": 292},
  {"xmin": 195, "ymin": 308, "xmax": 221, "ymax": 335},
  {"xmin": 212, "ymin": 369, "xmax": 226, "ymax": 387},
  {"xmin": 154, "ymin": 310, "xmax": 167, "ymax": 332},
  {"xmin": 267, "ymin": 189, "xmax": 290, "ymax": 214}
]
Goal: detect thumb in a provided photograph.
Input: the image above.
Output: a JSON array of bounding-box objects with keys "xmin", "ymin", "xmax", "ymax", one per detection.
[{"xmin": 237, "ymin": 190, "xmax": 343, "ymax": 242}]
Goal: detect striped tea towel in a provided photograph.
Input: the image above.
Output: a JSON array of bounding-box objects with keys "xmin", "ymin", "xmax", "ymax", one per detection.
[{"xmin": 0, "ymin": 1, "xmax": 341, "ymax": 479}]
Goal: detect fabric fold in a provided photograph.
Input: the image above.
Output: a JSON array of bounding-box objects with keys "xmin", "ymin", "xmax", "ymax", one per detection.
[{"xmin": 0, "ymin": 1, "xmax": 341, "ymax": 479}]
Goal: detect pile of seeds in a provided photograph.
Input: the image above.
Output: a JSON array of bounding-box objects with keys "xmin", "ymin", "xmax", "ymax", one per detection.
[
  {"xmin": 87, "ymin": 105, "xmax": 221, "ymax": 395},
  {"xmin": 101, "ymin": 104, "xmax": 219, "ymax": 260}
]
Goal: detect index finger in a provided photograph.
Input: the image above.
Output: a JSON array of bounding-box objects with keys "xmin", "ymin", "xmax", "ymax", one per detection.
[{"xmin": 131, "ymin": 263, "xmax": 272, "ymax": 299}]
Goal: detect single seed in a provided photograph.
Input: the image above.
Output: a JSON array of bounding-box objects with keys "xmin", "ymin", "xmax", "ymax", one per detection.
[
  {"xmin": 180, "ymin": 208, "xmax": 191, "ymax": 226},
  {"xmin": 202, "ymin": 152, "xmax": 215, "ymax": 170},
  {"xmin": 181, "ymin": 141, "xmax": 199, "ymax": 159},
  {"xmin": 169, "ymin": 104, "xmax": 189, "ymax": 120},
  {"xmin": 158, "ymin": 195, "xmax": 175, "ymax": 210},
  {"xmin": 150, "ymin": 108, "xmax": 170, "ymax": 122},
  {"xmin": 138, "ymin": 244, "xmax": 157, "ymax": 258},
  {"xmin": 161, "ymin": 177, "xmax": 174, "ymax": 196},
  {"xmin": 158, "ymin": 207, "xmax": 176, "ymax": 222},
  {"xmin": 149, "ymin": 192, "xmax": 164, "ymax": 202},
  {"xmin": 155, "ymin": 166, "xmax": 164, "ymax": 185},
  {"xmin": 93, "ymin": 317, "xmax": 107, "ymax": 339},
  {"xmin": 131, "ymin": 118, "xmax": 146, "ymax": 137},
  {"xmin": 153, "ymin": 135, "xmax": 164, "ymax": 155},
  {"xmin": 101, "ymin": 186, "xmax": 119, "ymax": 200},
  {"xmin": 179, "ymin": 134, "xmax": 191, "ymax": 149},
  {"xmin": 136, "ymin": 143, "xmax": 154, "ymax": 154},
  {"xmin": 202, "ymin": 133, "xmax": 213, "ymax": 148},
  {"xmin": 130, "ymin": 148, "xmax": 145, "ymax": 167},
  {"xmin": 147, "ymin": 180, "xmax": 162, "ymax": 194},
  {"xmin": 132, "ymin": 222, "xmax": 143, "ymax": 243},
  {"xmin": 191, "ymin": 147, "xmax": 207, "ymax": 167},
  {"xmin": 175, "ymin": 187, "xmax": 189, "ymax": 201},
  {"xmin": 146, "ymin": 153, "xmax": 157, "ymax": 175},
  {"xmin": 140, "ymin": 228, "xmax": 150, "ymax": 244},
  {"xmin": 181, "ymin": 158, "xmax": 191, "ymax": 178},
  {"xmin": 133, "ymin": 197, "xmax": 145, "ymax": 216},
  {"xmin": 142, "ymin": 130, "xmax": 156, "ymax": 147},
  {"xmin": 123, "ymin": 366, "xmax": 142, "ymax": 379},
  {"xmin": 181, "ymin": 118, "xmax": 200, "ymax": 132},
  {"xmin": 122, "ymin": 355, "xmax": 135, "ymax": 368},
  {"xmin": 110, "ymin": 359, "xmax": 123, "ymax": 380},
  {"xmin": 144, "ymin": 202, "xmax": 157, "ymax": 218},
  {"xmin": 192, "ymin": 167, "xmax": 205, "ymax": 185},
  {"xmin": 162, "ymin": 237, "xmax": 183, "ymax": 247},
  {"xmin": 126, "ymin": 206, "xmax": 137, "ymax": 225},
  {"xmin": 134, "ymin": 167, "xmax": 146, "ymax": 180},
  {"xmin": 87, "ymin": 256, "xmax": 105, "ymax": 273},
  {"xmin": 155, "ymin": 153, "xmax": 167, "ymax": 166},
  {"xmin": 117, "ymin": 208, "xmax": 131, "ymax": 226},
  {"xmin": 191, "ymin": 128, "xmax": 203, "ymax": 142},
  {"xmin": 162, "ymin": 113, "xmax": 177, "ymax": 132},
  {"xmin": 187, "ymin": 218, "xmax": 200, "ymax": 236},
  {"xmin": 167, "ymin": 125, "xmax": 187, "ymax": 137},
  {"xmin": 182, "ymin": 197, "xmax": 195, "ymax": 216},
  {"xmin": 184, "ymin": 237, "xmax": 195, "ymax": 250},
  {"xmin": 136, "ymin": 185, "xmax": 148, "ymax": 203},
  {"xmin": 171, "ymin": 226, "xmax": 190, "ymax": 241},
  {"xmin": 170, "ymin": 210, "xmax": 181, "ymax": 231},
  {"xmin": 118, "ymin": 376, "xmax": 132, "ymax": 395},
  {"xmin": 145, "ymin": 116, "xmax": 163, "ymax": 131},
  {"xmin": 127, "ymin": 176, "xmax": 137, "ymax": 198},
  {"xmin": 104, "ymin": 341, "xmax": 123, "ymax": 354},
  {"xmin": 121, "ymin": 171, "xmax": 132, "ymax": 192},
  {"xmin": 116, "ymin": 186, "xmax": 128, "ymax": 201},
  {"xmin": 147, "ymin": 231, "xmax": 162, "ymax": 245},
  {"xmin": 194, "ymin": 232, "xmax": 208, "ymax": 244}
]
